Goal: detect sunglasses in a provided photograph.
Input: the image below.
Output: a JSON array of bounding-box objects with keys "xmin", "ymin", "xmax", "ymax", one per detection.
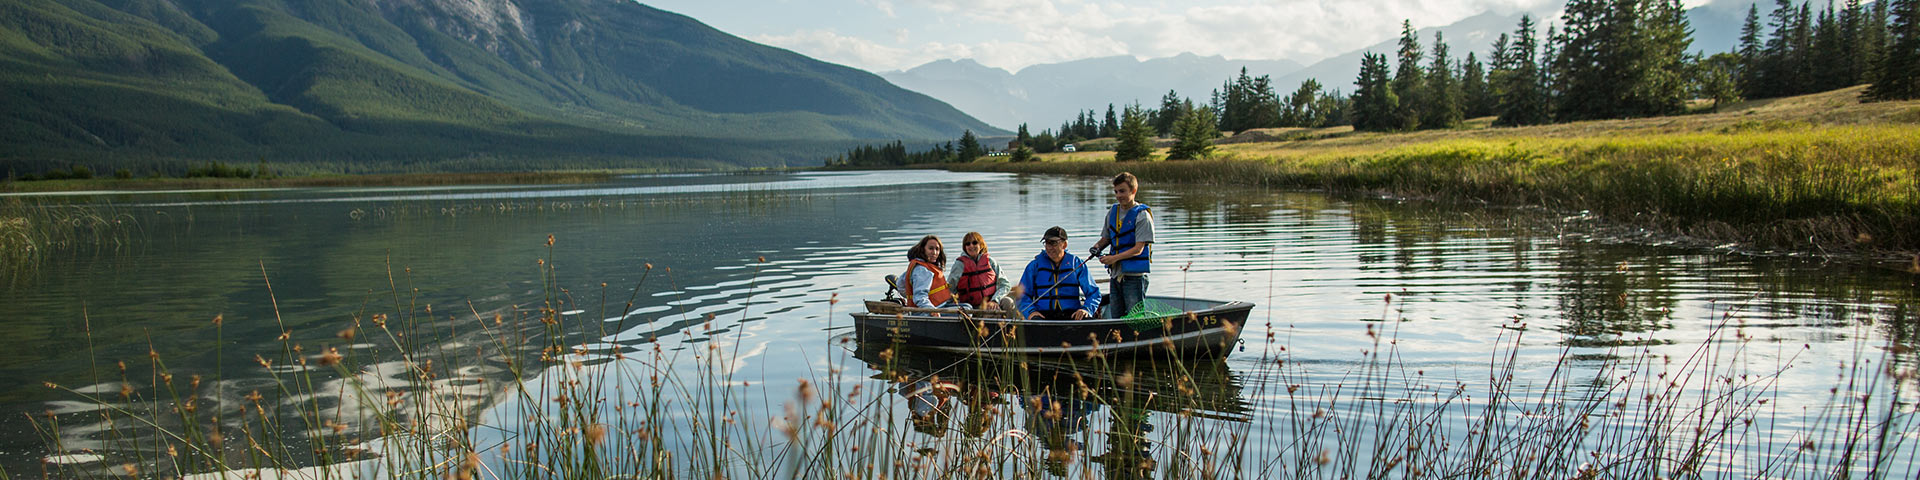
[{"xmin": 964, "ymin": 241, "xmax": 981, "ymax": 246}]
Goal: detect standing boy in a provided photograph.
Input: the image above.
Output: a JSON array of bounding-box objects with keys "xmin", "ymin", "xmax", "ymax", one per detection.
[
  {"xmin": 1090, "ymin": 172, "xmax": 1152, "ymax": 318},
  {"xmin": 1018, "ymin": 226, "xmax": 1102, "ymax": 320}
]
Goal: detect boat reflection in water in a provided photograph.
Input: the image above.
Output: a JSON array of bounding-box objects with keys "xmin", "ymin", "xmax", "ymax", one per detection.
[{"xmin": 853, "ymin": 341, "xmax": 1251, "ymax": 478}]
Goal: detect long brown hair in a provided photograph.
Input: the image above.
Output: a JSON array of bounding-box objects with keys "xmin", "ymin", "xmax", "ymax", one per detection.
[
  {"xmin": 961, "ymin": 231, "xmax": 988, "ymax": 257},
  {"xmin": 908, "ymin": 235, "xmax": 946, "ymax": 265}
]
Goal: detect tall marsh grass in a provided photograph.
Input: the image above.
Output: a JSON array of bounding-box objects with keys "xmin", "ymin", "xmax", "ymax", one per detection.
[
  {"xmin": 0, "ymin": 198, "xmax": 134, "ymax": 281},
  {"xmin": 22, "ymin": 246, "xmax": 1918, "ymax": 479}
]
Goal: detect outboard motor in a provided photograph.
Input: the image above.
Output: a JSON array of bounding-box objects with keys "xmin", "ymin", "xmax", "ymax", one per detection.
[{"xmin": 883, "ymin": 274, "xmax": 906, "ymax": 305}]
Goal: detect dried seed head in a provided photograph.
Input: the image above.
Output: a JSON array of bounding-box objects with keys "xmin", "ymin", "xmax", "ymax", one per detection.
[{"xmin": 318, "ymin": 348, "xmax": 342, "ymax": 366}]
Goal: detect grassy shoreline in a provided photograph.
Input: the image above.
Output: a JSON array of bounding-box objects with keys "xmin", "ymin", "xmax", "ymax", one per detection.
[{"xmin": 952, "ymin": 87, "xmax": 1920, "ymax": 263}]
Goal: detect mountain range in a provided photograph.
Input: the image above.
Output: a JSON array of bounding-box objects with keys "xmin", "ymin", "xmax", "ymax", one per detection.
[
  {"xmin": 887, "ymin": 2, "xmax": 1754, "ymax": 131},
  {"xmin": 0, "ymin": 0, "xmax": 999, "ymax": 172},
  {"xmin": 881, "ymin": 54, "xmax": 1301, "ymax": 131}
]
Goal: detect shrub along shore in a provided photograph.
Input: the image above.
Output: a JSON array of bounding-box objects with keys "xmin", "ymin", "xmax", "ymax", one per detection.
[{"xmin": 952, "ymin": 87, "xmax": 1920, "ymax": 265}]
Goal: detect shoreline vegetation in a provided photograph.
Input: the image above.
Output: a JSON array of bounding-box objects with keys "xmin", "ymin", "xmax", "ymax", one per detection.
[{"xmin": 949, "ymin": 87, "xmax": 1920, "ymax": 267}]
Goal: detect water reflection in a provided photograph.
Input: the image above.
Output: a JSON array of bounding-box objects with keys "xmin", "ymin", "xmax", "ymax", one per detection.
[
  {"xmin": 853, "ymin": 340, "xmax": 1250, "ymax": 478},
  {"xmin": 5, "ymin": 170, "xmax": 1915, "ymax": 476}
]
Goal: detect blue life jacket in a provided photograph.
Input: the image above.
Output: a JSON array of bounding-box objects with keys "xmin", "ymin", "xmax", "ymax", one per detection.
[
  {"xmin": 1105, "ymin": 203, "xmax": 1152, "ymax": 274},
  {"xmin": 1030, "ymin": 255, "xmax": 1087, "ymax": 312}
]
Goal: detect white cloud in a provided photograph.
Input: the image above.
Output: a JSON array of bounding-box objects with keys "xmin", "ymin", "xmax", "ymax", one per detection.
[{"xmin": 750, "ymin": 30, "xmax": 975, "ymax": 71}]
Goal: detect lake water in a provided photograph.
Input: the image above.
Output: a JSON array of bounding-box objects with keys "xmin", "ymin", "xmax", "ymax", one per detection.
[{"xmin": 2, "ymin": 170, "xmax": 1914, "ymax": 477}]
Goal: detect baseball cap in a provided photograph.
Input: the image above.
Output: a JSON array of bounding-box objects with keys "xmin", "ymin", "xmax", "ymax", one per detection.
[{"xmin": 1042, "ymin": 226, "xmax": 1068, "ymax": 243}]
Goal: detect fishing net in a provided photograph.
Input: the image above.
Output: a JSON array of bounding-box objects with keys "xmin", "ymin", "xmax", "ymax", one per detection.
[{"xmin": 1119, "ymin": 299, "xmax": 1184, "ymax": 331}]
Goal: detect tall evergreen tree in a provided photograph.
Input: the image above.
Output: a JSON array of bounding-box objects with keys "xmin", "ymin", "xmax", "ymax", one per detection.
[
  {"xmin": 1248, "ymin": 73, "xmax": 1282, "ymax": 130},
  {"xmin": 1422, "ymin": 31, "xmax": 1465, "ymax": 128},
  {"xmin": 1496, "ymin": 15, "xmax": 1550, "ymax": 126},
  {"xmin": 1761, "ymin": 0, "xmax": 1800, "ymax": 97},
  {"xmin": 1739, "ymin": 3, "xmax": 1765, "ymax": 95},
  {"xmin": 1863, "ymin": 0, "xmax": 1892, "ymax": 85},
  {"xmin": 1791, "ymin": 3, "xmax": 1816, "ymax": 93},
  {"xmin": 1102, "ymin": 104, "xmax": 1119, "ymax": 137},
  {"xmin": 1631, "ymin": 0, "xmax": 1693, "ymax": 116},
  {"xmin": 1280, "ymin": 80, "xmax": 1325, "ymax": 127},
  {"xmin": 1016, "ymin": 123, "xmax": 1032, "ymax": 148},
  {"xmin": 1113, "ymin": 105, "xmax": 1156, "ymax": 162},
  {"xmin": 1461, "ymin": 52, "xmax": 1494, "ymax": 118},
  {"xmin": 1695, "ymin": 53, "xmax": 1744, "ymax": 110},
  {"xmin": 1865, "ymin": 0, "xmax": 1920, "ymax": 100},
  {"xmin": 957, "ymin": 130, "xmax": 982, "ymax": 162},
  {"xmin": 1837, "ymin": 0, "xmax": 1865, "ymax": 86},
  {"xmin": 1813, "ymin": 2, "xmax": 1848, "ymax": 90},
  {"xmin": 1351, "ymin": 52, "xmax": 1401, "ymax": 131},
  {"xmin": 1391, "ymin": 20, "xmax": 1426, "ymax": 130},
  {"xmin": 1155, "ymin": 90, "xmax": 1184, "ymax": 136},
  {"xmin": 1168, "ymin": 104, "xmax": 1219, "ymax": 160},
  {"xmin": 1553, "ymin": 0, "xmax": 1688, "ymax": 120}
]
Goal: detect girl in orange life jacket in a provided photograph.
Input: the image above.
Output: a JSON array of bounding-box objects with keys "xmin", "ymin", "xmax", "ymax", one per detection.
[
  {"xmin": 901, "ymin": 235, "xmax": 955, "ymax": 308},
  {"xmin": 946, "ymin": 232, "xmax": 1014, "ymax": 311}
]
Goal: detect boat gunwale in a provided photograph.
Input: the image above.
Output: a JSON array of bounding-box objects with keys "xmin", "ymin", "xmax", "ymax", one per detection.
[{"xmin": 851, "ymin": 298, "xmax": 1251, "ymax": 326}]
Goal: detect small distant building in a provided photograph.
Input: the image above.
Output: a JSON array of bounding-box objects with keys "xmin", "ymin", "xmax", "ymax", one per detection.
[{"xmin": 1062, "ymin": 144, "xmax": 1077, "ymax": 153}]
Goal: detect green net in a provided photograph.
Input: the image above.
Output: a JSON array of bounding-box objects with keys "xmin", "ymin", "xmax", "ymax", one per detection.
[{"xmin": 1120, "ymin": 299, "xmax": 1185, "ymax": 331}]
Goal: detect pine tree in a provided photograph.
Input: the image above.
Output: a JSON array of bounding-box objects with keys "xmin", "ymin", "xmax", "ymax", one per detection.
[
  {"xmin": 1016, "ymin": 123, "xmax": 1032, "ymax": 148},
  {"xmin": 1113, "ymin": 105, "xmax": 1156, "ymax": 162},
  {"xmin": 1631, "ymin": 0, "xmax": 1693, "ymax": 117},
  {"xmin": 1695, "ymin": 53, "xmax": 1743, "ymax": 110},
  {"xmin": 1391, "ymin": 20, "xmax": 1426, "ymax": 130},
  {"xmin": 1838, "ymin": 0, "xmax": 1865, "ymax": 86},
  {"xmin": 957, "ymin": 130, "xmax": 982, "ymax": 162},
  {"xmin": 1739, "ymin": 3, "xmax": 1765, "ymax": 95},
  {"xmin": 1760, "ymin": 0, "xmax": 1799, "ymax": 97},
  {"xmin": 1812, "ymin": 1, "xmax": 1843, "ymax": 90},
  {"xmin": 1865, "ymin": 0, "xmax": 1920, "ymax": 100},
  {"xmin": 1248, "ymin": 73, "xmax": 1282, "ymax": 130},
  {"xmin": 1552, "ymin": 0, "xmax": 1688, "ymax": 120},
  {"xmin": 1863, "ymin": 0, "xmax": 1891, "ymax": 85},
  {"xmin": 1351, "ymin": 52, "xmax": 1401, "ymax": 131},
  {"xmin": 1102, "ymin": 104, "xmax": 1120, "ymax": 137},
  {"xmin": 1280, "ymin": 80, "xmax": 1325, "ymax": 127},
  {"xmin": 1155, "ymin": 90, "xmax": 1184, "ymax": 136},
  {"xmin": 1791, "ymin": 4, "xmax": 1815, "ymax": 93},
  {"xmin": 1010, "ymin": 145, "xmax": 1034, "ymax": 162},
  {"xmin": 1551, "ymin": 0, "xmax": 1619, "ymax": 120},
  {"xmin": 1422, "ymin": 31, "xmax": 1464, "ymax": 128},
  {"xmin": 1461, "ymin": 52, "xmax": 1494, "ymax": 118},
  {"xmin": 1167, "ymin": 105, "xmax": 1218, "ymax": 160},
  {"xmin": 1496, "ymin": 15, "xmax": 1550, "ymax": 126}
]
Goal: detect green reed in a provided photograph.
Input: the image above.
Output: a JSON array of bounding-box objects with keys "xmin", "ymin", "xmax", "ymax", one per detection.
[
  {"xmin": 0, "ymin": 198, "xmax": 135, "ymax": 281},
  {"xmin": 22, "ymin": 242, "xmax": 1917, "ymax": 479}
]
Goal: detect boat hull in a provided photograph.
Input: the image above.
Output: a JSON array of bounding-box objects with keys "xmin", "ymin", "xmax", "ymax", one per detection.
[{"xmin": 851, "ymin": 296, "xmax": 1252, "ymax": 357}]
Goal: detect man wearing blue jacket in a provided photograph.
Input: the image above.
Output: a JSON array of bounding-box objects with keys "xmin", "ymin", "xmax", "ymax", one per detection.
[{"xmin": 1017, "ymin": 226, "xmax": 1102, "ymax": 320}]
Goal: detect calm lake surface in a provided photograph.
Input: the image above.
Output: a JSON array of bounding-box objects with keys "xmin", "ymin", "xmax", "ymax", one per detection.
[{"xmin": 3, "ymin": 170, "xmax": 1914, "ymax": 476}]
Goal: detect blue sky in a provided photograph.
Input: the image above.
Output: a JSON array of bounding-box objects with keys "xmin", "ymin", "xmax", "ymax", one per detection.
[{"xmin": 640, "ymin": 0, "xmax": 1712, "ymax": 73}]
